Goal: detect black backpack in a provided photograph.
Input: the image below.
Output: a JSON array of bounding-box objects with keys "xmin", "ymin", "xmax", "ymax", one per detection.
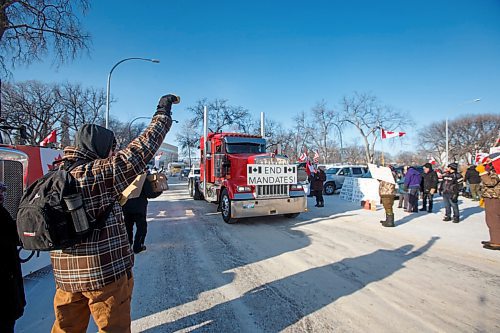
[{"xmin": 16, "ymin": 160, "xmax": 112, "ymax": 251}]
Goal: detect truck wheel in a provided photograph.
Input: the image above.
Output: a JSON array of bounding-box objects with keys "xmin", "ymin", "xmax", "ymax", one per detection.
[
  {"xmin": 324, "ymin": 182, "xmax": 336, "ymax": 195},
  {"xmin": 284, "ymin": 213, "xmax": 300, "ymax": 218},
  {"xmin": 193, "ymin": 181, "xmax": 203, "ymax": 200},
  {"xmin": 220, "ymin": 189, "xmax": 238, "ymax": 224}
]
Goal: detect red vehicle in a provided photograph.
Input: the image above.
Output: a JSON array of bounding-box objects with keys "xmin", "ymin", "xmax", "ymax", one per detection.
[
  {"xmin": 0, "ymin": 122, "xmax": 62, "ymax": 275},
  {"xmin": 190, "ymin": 108, "xmax": 307, "ymax": 223}
]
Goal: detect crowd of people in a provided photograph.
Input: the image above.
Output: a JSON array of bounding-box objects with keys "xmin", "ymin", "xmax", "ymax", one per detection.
[{"xmin": 378, "ymin": 155, "xmax": 499, "ymax": 252}]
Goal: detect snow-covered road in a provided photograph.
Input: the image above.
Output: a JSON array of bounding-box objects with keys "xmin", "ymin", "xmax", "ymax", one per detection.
[{"xmin": 17, "ymin": 180, "xmax": 500, "ymax": 332}]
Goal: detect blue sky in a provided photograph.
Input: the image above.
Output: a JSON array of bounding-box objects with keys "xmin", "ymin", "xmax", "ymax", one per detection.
[{"xmin": 10, "ymin": 0, "xmax": 500, "ymax": 151}]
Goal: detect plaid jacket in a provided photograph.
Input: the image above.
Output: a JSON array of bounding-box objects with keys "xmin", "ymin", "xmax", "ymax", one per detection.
[{"xmin": 50, "ymin": 115, "xmax": 172, "ymax": 292}]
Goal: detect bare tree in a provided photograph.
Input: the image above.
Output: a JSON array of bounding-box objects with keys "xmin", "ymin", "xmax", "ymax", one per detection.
[
  {"xmin": 309, "ymin": 100, "xmax": 343, "ymax": 163},
  {"xmin": 176, "ymin": 121, "xmax": 200, "ymax": 167},
  {"xmin": 58, "ymin": 82, "xmax": 106, "ymax": 133},
  {"xmin": 1, "ymin": 80, "xmax": 64, "ymax": 144},
  {"xmin": 187, "ymin": 98, "xmax": 251, "ymax": 133},
  {"xmin": 419, "ymin": 114, "xmax": 500, "ymax": 164},
  {"xmin": 341, "ymin": 144, "xmax": 366, "ymax": 164},
  {"xmin": 288, "ymin": 110, "xmax": 313, "ymax": 161},
  {"xmin": 0, "ymin": 0, "xmax": 90, "ymax": 76},
  {"xmin": 340, "ymin": 92, "xmax": 407, "ymax": 164}
]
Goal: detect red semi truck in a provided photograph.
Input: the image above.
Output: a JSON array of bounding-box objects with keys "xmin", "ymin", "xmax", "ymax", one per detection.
[{"xmin": 190, "ymin": 108, "xmax": 307, "ymax": 223}]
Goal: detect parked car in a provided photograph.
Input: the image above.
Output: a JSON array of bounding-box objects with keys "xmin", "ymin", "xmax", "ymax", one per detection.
[
  {"xmin": 180, "ymin": 168, "xmax": 191, "ymax": 178},
  {"xmin": 323, "ymin": 165, "xmax": 368, "ymax": 195}
]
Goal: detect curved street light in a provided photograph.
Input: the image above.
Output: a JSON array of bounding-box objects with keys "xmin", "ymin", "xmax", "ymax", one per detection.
[{"xmin": 105, "ymin": 57, "xmax": 160, "ymax": 129}]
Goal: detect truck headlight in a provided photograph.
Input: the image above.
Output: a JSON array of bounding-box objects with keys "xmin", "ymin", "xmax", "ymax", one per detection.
[
  {"xmin": 290, "ymin": 184, "xmax": 303, "ymax": 190},
  {"xmin": 236, "ymin": 186, "xmax": 252, "ymax": 192}
]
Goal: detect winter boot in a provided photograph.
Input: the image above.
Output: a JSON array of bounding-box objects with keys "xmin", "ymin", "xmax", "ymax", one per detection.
[
  {"xmin": 443, "ymin": 216, "xmax": 451, "ymax": 222},
  {"xmin": 452, "ymin": 216, "xmax": 460, "ymax": 223},
  {"xmin": 380, "ymin": 214, "xmax": 387, "ymax": 224},
  {"xmin": 382, "ymin": 214, "xmax": 395, "ymax": 227}
]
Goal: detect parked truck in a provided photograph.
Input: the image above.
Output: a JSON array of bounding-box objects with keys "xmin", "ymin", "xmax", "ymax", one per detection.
[
  {"xmin": 0, "ymin": 121, "xmax": 62, "ymax": 275},
  {"xmin": 190, "ymin": 108, "xmax": 307, "ymax": 223}
]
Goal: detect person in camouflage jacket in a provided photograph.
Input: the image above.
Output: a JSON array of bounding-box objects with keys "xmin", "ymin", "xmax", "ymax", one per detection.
[
  {"xmin": 379, "ymin": 179, "xmax": 396, "ymax": 227},
  {"xmin": 477, "ymin": 153, "xmax": 500, "ymax": 250}
]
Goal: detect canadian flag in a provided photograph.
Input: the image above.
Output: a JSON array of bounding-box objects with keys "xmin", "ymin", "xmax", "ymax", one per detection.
[
  {"xmin": 475, "ymin": 152, "xmax": 488, "ymax": 164},
  {"xmin": 305, "ymin": 159, "xmax": 315, "ymax": 176},
  {"xmin": 298, "ymin": 151, "xmax": 307, "ymax": 162},
  {"xmin": 381, "ymin": 128, "xmax": 406, "ymax": 139},
  {"xmin": 313, "ymin": 151, "xmax": 320, "ymax": 164},
  {"xmin": 40, "ymin": 130, "xmax": 57, "ymax": 147},
  {"xmin": 429, "ymin": 156, "xmax": 437, "ymax": 165}
]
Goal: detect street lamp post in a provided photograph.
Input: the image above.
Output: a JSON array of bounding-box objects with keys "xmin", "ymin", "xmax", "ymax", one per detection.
[{"xmin": 105, "ymin": 57, "xmax": 160, "ymax": 129}]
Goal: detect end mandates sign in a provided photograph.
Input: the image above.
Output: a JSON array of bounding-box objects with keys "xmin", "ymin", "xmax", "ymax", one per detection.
[{"xmin": 247, "ymin": 164, "xmax": 297, "ymax": 185}]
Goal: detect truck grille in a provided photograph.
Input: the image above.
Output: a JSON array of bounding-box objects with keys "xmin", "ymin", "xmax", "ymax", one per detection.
[
  {"xmin": 0, "ymin": 160, "xmax": 24, "ymax": 219},
  {"xmin": 256, "ymin": 184, "xmax": 289, "ymax": 198}
]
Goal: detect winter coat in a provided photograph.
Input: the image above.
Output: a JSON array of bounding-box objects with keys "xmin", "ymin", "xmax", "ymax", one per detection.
[
  {"xmin": 397, "ymin": 177, "xmax": 407, "ymax": 194},
  {"xmin": 312, "ymin": 170, "xmax": 326, "ymax": 191},
  {"xmin": 420, "ymin": 170, "xmax": 439, "ymax": 193},
  {"xmin": 439, "ymin": 171, "xmax": 464, "ymax": 196},
  {"xmin": 404, "ymin": 167, "xmax": 421, "ymax": 189},
  {"xmin": 50, "ymin": 114, "xmax": 172, "ymax": 293},
  {"xmin": 122, "ymin": 174, "xmax": 161, "ymax": 216},
  {"xmin": 465, "ymin": 166, "xmax": 481, "ymax": 184},
  {"xmin": 0, "ymin": 206, "xmax": 26, "ymax": 322},
  {"xmin": 379, "ymin": 180, "xmax": 396, "ymax": 198},
  {"xmin": 480, "ymin": 169, "xmax": 499, "ymax": 199}
]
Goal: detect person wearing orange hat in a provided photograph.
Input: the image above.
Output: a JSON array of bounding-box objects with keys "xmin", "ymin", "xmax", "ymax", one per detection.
[{"xmin": 477, "ymin": 153, "xmax": 500, "ymax": 250}]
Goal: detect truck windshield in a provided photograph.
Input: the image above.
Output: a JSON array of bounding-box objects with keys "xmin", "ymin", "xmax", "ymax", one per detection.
[{"xmin": 226, "ymin": 143, "xmax": 266, "ymax": 154}]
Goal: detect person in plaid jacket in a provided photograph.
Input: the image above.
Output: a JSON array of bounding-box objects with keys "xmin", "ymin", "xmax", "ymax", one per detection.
[{"xmin": 50, "ymin": 94, "xmax": 179, "ymax": 333}]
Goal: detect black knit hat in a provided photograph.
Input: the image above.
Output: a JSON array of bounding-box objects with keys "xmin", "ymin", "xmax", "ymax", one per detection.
[
  {"xmin": 447, "ymin": 162, "xmax": 458, "ymax": 171},
  {"xmin": 423, "ymin": 163, "xmax": 432, "ymax": 169}
]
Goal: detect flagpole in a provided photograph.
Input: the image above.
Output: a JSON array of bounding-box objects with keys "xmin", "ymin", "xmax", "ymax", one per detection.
[{"xmin": 445, "ymin": 118, "xmax": 449, "ymax": 166}]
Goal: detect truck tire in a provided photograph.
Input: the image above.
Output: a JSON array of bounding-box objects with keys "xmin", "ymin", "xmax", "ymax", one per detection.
[
  {"xmin": 284, "ymin": 213, "xmax": 300, "ymax": 218},
  {"xmin": 193, "ymin": 180, "xmax": 203, "ymax": 200},
  {"xmin": 324, "ymin": 182, "xmax": 336, "ymax": 195},
  {"xmin": 220, "ymin": 189, "xmax": 238, "ymax": 224}
]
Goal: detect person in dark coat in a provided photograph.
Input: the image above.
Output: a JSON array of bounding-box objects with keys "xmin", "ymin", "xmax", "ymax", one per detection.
[
  {"xmin": 404, "ymin": 166, "xmax": 421, "ymax": 213},
  {"xmin": 312, "ymin": 166, "xmax": 326, "ymax": 207},
  {"xmin": 465, "ymin": 164, "xmax": 481, "ymax": 201},
  {"xmin": 420, "ymin": 163, "xmax": 439, "ymax": 212},
  {"xmin": 0, "ymin": 182, "xmax": 26, "ymax": 333},
  {"xmin": 123, "ymin": 172, "xmax": 162, "ymax": 253},
  {"xmin": 439, "ymin": 162, "xmax": 464, "ymax": 223}
]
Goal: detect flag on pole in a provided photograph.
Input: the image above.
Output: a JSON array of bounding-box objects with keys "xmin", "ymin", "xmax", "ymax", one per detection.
[
  {"xmin": 428, "ymin": 156, "xmax": 437, "ymax": 165},
  {"xmin": 298, "ymin": 151, "xmax": 307, "ymax": 162},
  {"xmin": 40, "ymin": 130, "xmax": 57, "ymax": 147},
  {"xmin": 313, "ymin": 151, "xmax": 320, "ymax": 164},
  {"xmin": 305, "ymin": 159, "xmax": 315, "ymax": 176},
  {"xmin": 381, "ymin": 128, "xmax": 406, "ymax": 139}
]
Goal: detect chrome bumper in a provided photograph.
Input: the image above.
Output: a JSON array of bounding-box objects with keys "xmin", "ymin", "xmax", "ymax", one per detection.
[{"xmin": 231, "ymin": 196, "xmax": 307, "ymax": 219}]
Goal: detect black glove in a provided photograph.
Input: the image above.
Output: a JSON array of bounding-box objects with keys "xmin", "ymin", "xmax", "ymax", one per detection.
[
  {"xmin": 155, "ymin": 94, "xmax": 180, "ymax": 116},
  {"xmin": 451, "ymin": 194, "xmax": 458, "ymax": 203}
]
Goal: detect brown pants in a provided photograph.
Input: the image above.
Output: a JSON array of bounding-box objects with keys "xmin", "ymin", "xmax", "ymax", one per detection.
[
  {"xmin": 470, "ymin": 183, "xmax": 481, "ymax": 200},
  {"xmin": 381, "ymin": 196, "xmax": 395, "ymax": 215},
  {"xmin": 52, "ymin": 272, "xmax": 134, "ymax": 333},
  {"xmin": 484, "ymin": 198, "xmax": 500, "ymax": 244}
]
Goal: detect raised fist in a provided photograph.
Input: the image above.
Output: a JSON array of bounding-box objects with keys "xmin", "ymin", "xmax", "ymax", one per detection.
[{"xmin": 156, "ymin": 94, "xmax": 180, "ymax": 116}]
